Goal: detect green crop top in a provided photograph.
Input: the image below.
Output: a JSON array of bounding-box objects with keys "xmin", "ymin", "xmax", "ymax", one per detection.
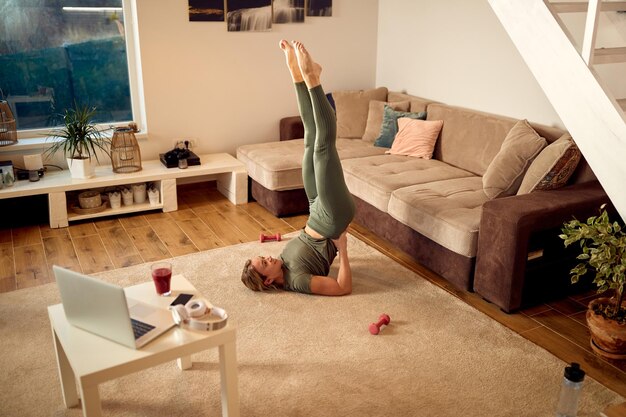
[{"xmin": 279, "ymin": 230, "xmax": 337, "ymax": 294}]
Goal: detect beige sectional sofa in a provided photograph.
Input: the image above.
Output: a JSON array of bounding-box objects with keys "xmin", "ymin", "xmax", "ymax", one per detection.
[{"xmin": 237, "ymin": 88, "xmax": 609, "ymax": 311}]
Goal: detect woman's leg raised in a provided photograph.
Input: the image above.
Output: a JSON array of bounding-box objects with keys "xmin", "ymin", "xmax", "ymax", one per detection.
[
  {"xmin": 280, "ymin": 39, "xmax": 317, "ymax": 203},
  {"xmin": 293, "ymin": 42, "xmax": 354, "ymax": 239}
]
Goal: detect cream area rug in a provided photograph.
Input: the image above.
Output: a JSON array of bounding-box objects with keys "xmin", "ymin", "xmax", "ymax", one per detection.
[{"xmin": 0, "ymin": 233, "xmax": 622, "ymax": 417}]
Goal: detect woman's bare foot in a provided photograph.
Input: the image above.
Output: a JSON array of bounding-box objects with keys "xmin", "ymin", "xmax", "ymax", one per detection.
[
  {"xmin": 279, "ymin": 39, "xmax": 303, "ymax": 83},
  {"xmin": 292, "ymin": 41, "xmax": 321, "ymax": 88}
]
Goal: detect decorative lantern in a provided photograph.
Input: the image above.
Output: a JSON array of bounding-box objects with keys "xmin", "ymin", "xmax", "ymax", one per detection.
[
  {"xmin": 0, "ymin": 100, "xmax": 17, "ymax": 147},
  {"xmin": 110, "ymin": 127, "xmax": 142, "ymax": 173}
]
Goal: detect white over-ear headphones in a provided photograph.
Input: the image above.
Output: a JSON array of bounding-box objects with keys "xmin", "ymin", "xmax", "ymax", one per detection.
[{"xmin": 170, "ymin": 299, "xmax": 228, "ymax": 331}]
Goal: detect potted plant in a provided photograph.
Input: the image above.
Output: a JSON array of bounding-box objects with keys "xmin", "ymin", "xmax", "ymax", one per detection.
[
  {"xmin": 560, "ymin": 204, "xmax": 626, "ymax": 359},
  {"xmin": 45, "ymin": 104, "xmax": 111, "ymax": 179}
]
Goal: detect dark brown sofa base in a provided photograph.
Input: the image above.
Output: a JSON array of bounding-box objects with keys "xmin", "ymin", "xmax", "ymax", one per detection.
[
  {"xmin": 352, "ymin": 196, "xmax": 475, "ymax": 291},
  {"xmin": 245, "ymin": 115, "xmax": 310, "ymax": 217},
  {"xmin": 250, "ymin": 178, "xmax": 309, "ymax": 217},
  {"xmin": 473, "ymin": 181, "xmax": 609, "ymax": 313}
]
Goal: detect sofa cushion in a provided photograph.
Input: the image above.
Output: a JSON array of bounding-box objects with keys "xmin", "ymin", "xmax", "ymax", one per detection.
[
  {"xmin": 388, "ymin": 177, "xmax": 488, "ymax": 257},
  {"xmin": 342, "ymin": 154, "xmax": 474, "ymax": 212},
  {"xmin": 237, "ymin": 139, "xmax": 386, "ymax": 191},
  {"xmin": 374, "ymin": 106, "xmax": 428, "ymax": 148},
  {"xmin": 427, "ymin": 103, "xmax": 518, "ymax": 175},
  {"xmin": 362, "ymin": 100, "xmax": 410, "ymax": 143},
  {"xmin": 386, "ymin": 118, "xmax": 443, "ymax": 159},
  {"xmin": 517, "ymin": 133, "xmax": 581, "ymax": 194},
  {"xmin": 333, "ymin": 87, "xmax": 388, "ymax": 139},
  {"xmin": 482, "ymin": 120, "xmax": 547, "ymax": 199}
]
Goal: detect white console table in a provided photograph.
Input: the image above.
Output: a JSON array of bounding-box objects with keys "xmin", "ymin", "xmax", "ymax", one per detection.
[
  {"xmin": 48, "ymin": 275, "xmax": 240, "ymax": 417},
  {"xmin": 0, "ymin": 153, "xmax": 248, "ymax": 228}
]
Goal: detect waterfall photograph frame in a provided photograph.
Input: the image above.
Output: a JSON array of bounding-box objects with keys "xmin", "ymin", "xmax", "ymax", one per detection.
[
  {"xmin": 188, "ymin": 0, "xmax": 226, "ymax": 22},
  {"xmin": 273, "ymin": 0, "xmax": 305, "ymax": 24},
  {"xmin": 307, "ymin": 0, "xmax": 332, "ymax": 17},
  {"xmin": 226, "ymin": 0, "xmax": 272, "ymax": 32},
  {"xmin": 189, "ymin": 0, "xmax": 332, "ymax": 29}
]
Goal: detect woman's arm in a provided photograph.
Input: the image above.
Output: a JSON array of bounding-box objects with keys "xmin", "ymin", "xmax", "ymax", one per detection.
[{"xmin": 309, "ymin": 232, "xmax": 352, "ymax": 296}]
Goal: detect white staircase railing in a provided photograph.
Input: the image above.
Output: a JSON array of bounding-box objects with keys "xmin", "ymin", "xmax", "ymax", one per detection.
[{"xmin": 488, "ymin": 0, "xmax": 626, "ymax": 222}]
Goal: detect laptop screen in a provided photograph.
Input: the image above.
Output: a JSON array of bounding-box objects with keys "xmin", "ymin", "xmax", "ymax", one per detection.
[{"xmin": 54, "ymin": 265, "xmax": 137, "ymax": 348}]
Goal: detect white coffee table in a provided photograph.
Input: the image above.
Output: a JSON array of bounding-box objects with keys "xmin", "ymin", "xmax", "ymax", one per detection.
[{"xmin": 48, "ymin": 274, "xmax": 239, "ymax": 417}]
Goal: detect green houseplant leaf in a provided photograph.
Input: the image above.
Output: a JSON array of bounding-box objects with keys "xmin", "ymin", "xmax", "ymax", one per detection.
[
  {"xmin": 44, "ymin": 103, "xmax": 111, "ymax": 162},
  {"xmin": 560, "ymin": 204, "xmax": 626, "ymax": 322}
]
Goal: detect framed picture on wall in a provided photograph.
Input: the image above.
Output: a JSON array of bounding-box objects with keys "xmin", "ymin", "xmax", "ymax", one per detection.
[
  {"xmin": 227, "ymin": 0, "xmax": 272, "ymax": 32},
  {"xmin": 188, "ymin": 0, "xmax": 225, "ymax": 22},
  {"xmin": 273, "ymin": 0, "xmax": 304, "ymax": 24},
  {"xmin": 307, "ymin": 0, "xmax": 332, "ymax": 17}
]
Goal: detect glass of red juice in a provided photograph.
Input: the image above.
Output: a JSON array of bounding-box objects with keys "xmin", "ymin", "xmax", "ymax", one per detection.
[{"xmin": 151, "ymin": 262, "xmax": 172, "ymax": 296}]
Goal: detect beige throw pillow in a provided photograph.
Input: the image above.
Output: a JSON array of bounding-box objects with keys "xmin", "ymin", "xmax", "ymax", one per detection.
[
  {"xmin": 516, "ymin": 133, "xmax": 581, "ymax": 194},
  {"xmin": 362, "ymin": 100, "xmax": 410, "ymax": 143},
  {"xmin": 482, "ymin": 119, "xmax": 547, "ymax": 199},
  {"xmin": 333, "ymin": 87, "xmax": 388, "ymax": 138}
]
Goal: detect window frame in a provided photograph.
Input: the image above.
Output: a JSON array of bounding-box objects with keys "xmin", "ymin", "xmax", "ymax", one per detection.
[{"xmin": 3, "ymin": 0, "xmax": 146, "ymax": 149}]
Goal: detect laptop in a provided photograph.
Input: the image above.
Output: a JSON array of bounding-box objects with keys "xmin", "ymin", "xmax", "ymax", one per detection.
[{"xmin": 53, "ymin": 265, "xmax": 175, "ymax": 349}]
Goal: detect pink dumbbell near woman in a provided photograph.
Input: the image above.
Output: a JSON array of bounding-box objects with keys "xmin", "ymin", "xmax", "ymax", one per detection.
[
  {"xmin": 369, "ymin": 313, "xmax": 391, "ymax": 335},
  {"xmin": 259, "ymin": 232, "xmax": 282, "ymax": 243}
]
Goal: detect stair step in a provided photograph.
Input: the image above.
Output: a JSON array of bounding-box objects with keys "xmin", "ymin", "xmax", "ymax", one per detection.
[
  {"xmin": 551, "ymin": 1, "xmax": 626, "ymax": 13},
  {"xmin": 593, "ymin": 47, "xmax": 626, "ymax": 64}
]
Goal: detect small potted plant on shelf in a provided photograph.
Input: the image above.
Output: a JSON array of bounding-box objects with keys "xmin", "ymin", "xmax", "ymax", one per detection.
[
  {"xmin": 44, "ymin": 103, "xmax": 111, "ymax": 179},
  {"xmin": 560, "ymin": 203, "xmax": 626, "ymax": 359}
]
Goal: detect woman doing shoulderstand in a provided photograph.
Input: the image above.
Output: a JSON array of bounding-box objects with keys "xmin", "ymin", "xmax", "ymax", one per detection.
[{"xmin": 241, "ymin": 40, "xmax": 354, "ymax": 296}]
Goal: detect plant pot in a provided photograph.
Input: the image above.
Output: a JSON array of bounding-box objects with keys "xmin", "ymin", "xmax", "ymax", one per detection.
[
  {"xmin": 148, "ymin": 187, "xmax": 160, "ymax": 206},
  {"xmin": 121, "ymin": 187, "xmax": 134, "ymax": 206},
  {"xmin": 108, "ymin": 191, "xmax": 121, "ymax": 209},
  {"xmin": 132, "ymin": 183, "xmax": 146, "ymax": 203},
  {"xmin": 67, "ymin": 157, "xmax": 95, "ymax": 179},
  {"xmin": 586, "ymin": 297, "xmax": 626, "ymax": 359}
]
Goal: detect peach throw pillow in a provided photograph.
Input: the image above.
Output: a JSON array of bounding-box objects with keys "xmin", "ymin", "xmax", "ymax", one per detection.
[{"xmin": 385, "ymin": 118, "xmax": 443, "ymax": 159}]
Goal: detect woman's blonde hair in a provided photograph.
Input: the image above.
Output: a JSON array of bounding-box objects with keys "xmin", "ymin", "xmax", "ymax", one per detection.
[{"xmin": 241, "ymin": 258, "xmax": 279, "ymax": 292}]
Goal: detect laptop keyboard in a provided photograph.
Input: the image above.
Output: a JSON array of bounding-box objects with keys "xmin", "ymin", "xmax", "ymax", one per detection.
[{"xmin": 131, "ymin": 318, "xmax": 155, "ymax": 339}]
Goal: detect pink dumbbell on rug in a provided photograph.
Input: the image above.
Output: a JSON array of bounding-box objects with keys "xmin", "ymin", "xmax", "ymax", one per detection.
[
  {"xmin": 260, "ymin": 233, "xmax": 282, "ymax": 243},
  {"xmin": 369, "ymin": 313, "xmax": 391, "ymax": 335}
]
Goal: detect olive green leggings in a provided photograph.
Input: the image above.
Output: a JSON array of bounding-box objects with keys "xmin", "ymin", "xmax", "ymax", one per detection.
[{"xmin": 294, "ymin": 82, "xmax": 354, "ymax": 239}]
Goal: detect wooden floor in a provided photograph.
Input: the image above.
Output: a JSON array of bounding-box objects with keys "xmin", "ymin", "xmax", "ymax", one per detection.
[{"xmin": 1, "ymin": 181, "xmax": 624, "ymax": 398}]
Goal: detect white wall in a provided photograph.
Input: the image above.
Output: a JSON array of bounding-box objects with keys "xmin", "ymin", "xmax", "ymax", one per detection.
[
  {"xmin": 136, "ymin": 0, "xmax": 379, "ymax": 159},
  {"xmin": 376, "ymin": 0, "xmax": 565, "ymax": 128}
]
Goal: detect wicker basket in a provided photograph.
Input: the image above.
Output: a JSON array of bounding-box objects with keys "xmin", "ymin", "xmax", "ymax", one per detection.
[
  {"xmin": 0, "ymin": 100, "xmax": 17, "ymax": 147},
  {"xmin": 78, "ymin": 191, "xmax": 102, "ymax": 209}
]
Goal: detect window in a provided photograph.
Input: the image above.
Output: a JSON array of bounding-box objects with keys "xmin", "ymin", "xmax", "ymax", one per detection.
[{"xmin": 0, "ymin": 0, "xmax": 144, "ymax": 139}]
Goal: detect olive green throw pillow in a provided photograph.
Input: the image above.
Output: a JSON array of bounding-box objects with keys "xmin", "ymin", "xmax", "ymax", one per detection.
[
  {"xmin": 374, "ymin": 105, "xmax": 427, "ymax": 148},
  {"xmin": 482, "ymin": 119, "xmax": 547, "ymax": 199}
]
